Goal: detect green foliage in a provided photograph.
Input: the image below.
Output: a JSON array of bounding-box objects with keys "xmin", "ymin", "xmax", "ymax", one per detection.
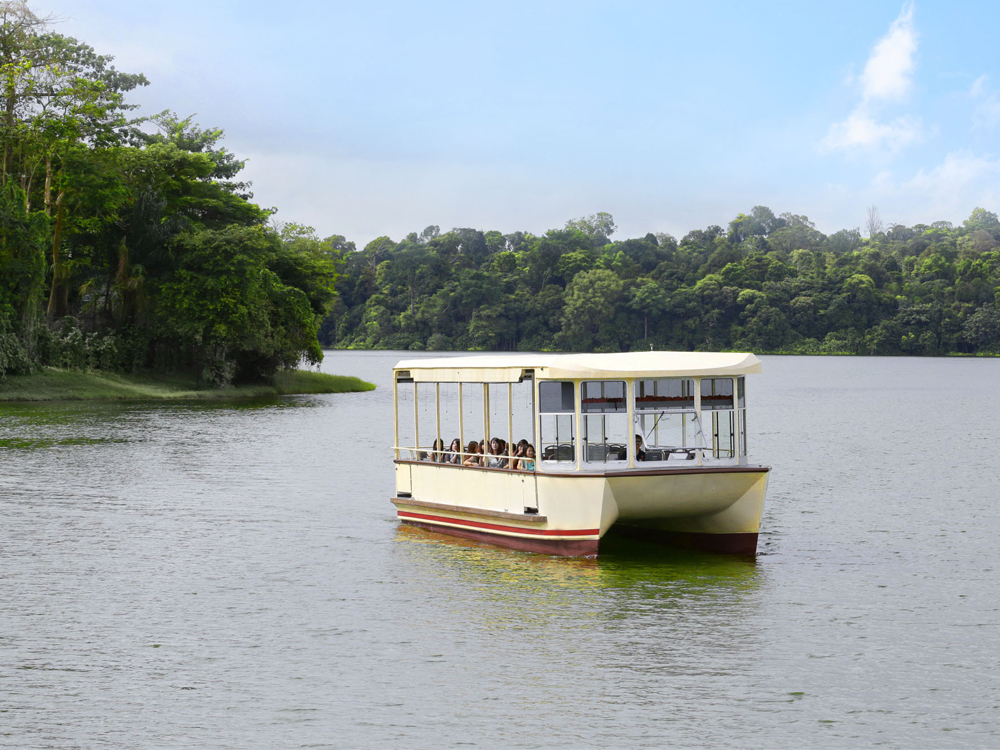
[
  {"xmin": 323, "ymin": 205, "xmax": 1000, "ymax": 357},
  {"xmin": 160, "ymin": 226, "xmax": 322, "ymax": 385},
  {"xmin": 0, "ymin": 5, "xmax": 331, "ymax": 385},
  {"xmin": 0, "ymin": 308, "xmax": 30, "ymax": 377}
]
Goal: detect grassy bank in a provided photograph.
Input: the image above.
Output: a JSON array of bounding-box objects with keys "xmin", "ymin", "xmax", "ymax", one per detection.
[{"xmin": 0, "ymin": 368, "xmax": 376, "ymax": 402}]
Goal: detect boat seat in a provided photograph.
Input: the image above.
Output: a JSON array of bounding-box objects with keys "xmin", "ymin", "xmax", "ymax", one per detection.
[
  {"xmin": 586, "ymin": 444, "xmax": 609, "ymax": 461},
  {"xmin": 666, "ymin": 448, "xmax": 696, "ymax": 460},
  {"xmin": 543, "ymin": 444, "xmax": 576, "ymax": 461}
]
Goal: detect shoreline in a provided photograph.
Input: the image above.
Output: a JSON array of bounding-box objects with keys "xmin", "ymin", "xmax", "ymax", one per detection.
[
  {"xmin": 0, "ymin": 368, "xmax": 376, "ymax": 403},
  {"xmin": 330, "ymin": 346, "xmax": 999, "ymax": 358}
]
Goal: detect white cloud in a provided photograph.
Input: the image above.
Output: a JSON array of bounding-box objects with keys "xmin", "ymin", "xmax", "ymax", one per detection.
[
  {"xmin": 823, "ymin": 4, "xmax": 922, "ymax": 154},
  {"xmin": 904, "ymin": 151, "xmax": 1000, "ymax": 201},
  {"xmin": 847, "ymin": 151, "xmax": 1000, "ymax": 225},
  {"xmin": 970, "ymin": 74, "xmax": 988, "ymax": 98},
  {"xmin": 823, "ymin": 108, "xmax": 923, "ymax": 151},
  {"xmin": 860, "ymin": 3, "xmax": 917, "ymax": 103}
]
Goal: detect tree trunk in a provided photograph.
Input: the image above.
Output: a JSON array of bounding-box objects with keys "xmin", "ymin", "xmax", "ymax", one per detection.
[
  {"xmin": 116, "ymin": 235, "xmax": 135, "ymax": 325},
  {"xmin": 1, "ymin": 86, "xmax": 13, "ymax": 185},
  {"xmin": 43, "ymin": 155, "xmax": 52, "ymax": 216},
  {"xmin": 46, "ymin": 191, "xmax": 67, "ymax": 320}
]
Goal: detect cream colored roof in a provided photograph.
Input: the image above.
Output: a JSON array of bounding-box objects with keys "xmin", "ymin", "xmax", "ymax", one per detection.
[{"xmin": 394, "ymin": 351, "xmax": 761, "ymax": 383}]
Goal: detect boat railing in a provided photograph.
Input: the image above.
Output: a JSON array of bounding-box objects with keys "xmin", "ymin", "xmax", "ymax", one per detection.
[
  {"xmin": 392, "ymin": 447, "xmax": 537, "ymax": 472},
  {"xmin": 392, "ymin": 443, "xmax": 745, "ymax": 471}
]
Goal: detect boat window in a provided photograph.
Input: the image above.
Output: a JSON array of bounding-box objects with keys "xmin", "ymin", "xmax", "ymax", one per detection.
[
  {"xmin": 635, "ymin": 378, "xmax": 695, "ymax": 411},
  {"xmin": 737, "ymin": 376, "xmax": 745, "ymax": 409},
  {"xmin": 581, "ymin": 381, "xmax": 628, "ymax": 463},
  {"xmin": 635, "ymin": 411, "xmax": 706, "ymax": 461},
  {"xmin": 633, "ymin": 378, "xmax": 706, "ymax": 462},
  {"xmin": 701, "ymin": 378, "xmax": 739, "ymax": 460},
  {"xmin": 581, "ymin": 380, "xmax": 627, "ymax": 413},
  {"xmin": 710, "ymin": 410, "xmax": 736, "ymax": 459},
  {"xmin": 700, "ymin": 378, "xmax": 734, "ymax": 410},
  {"xmin": 539, "ymin": 381, "xmax": 574, "ymax": 413},
  {"xmin": 539, "ymin": 381, "xmax": 575, "ymax": 463}
]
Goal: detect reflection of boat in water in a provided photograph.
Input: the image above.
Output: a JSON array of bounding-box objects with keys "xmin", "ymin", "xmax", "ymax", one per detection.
[{"xmin": 391, "ymin": 352, "xmax": 770, "ymax": 556}]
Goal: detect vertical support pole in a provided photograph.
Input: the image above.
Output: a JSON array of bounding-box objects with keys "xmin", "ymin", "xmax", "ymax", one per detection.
[
  {"xmin": 458, "ymin": 383, "xmax": 465, "ymax": 461},
  {"xmin": 530, "ymin": 376, "xmax": 537, "ymax": 446},
  {"xmin": 741, "ymin": 410, "xmax": 748, "ymax": 463},
  {"xmin": 458, "ymin": 382, "xmax": 464, "ymax": 456},
  {"xmin": 413, "ymin": 381, "xmax": 419, "ymax": 460},
  {"xmin": 392, "ymin": 373, "xmax": 399, "ymax": 460},
  {"xmin": 435, "ymin": 382, "xmax": 441, "ymax": 457},
  {"xmin": 483, "ymin": 383, "xmax": 490, "ymax": 446},
  {"xmin": 682, "ymin": 379, "xmax": 688, "ymax": 448},
  {"xmin": 507, "ymin": 382, "xmax": 514, "ymax": 464},
  {"xmin": 627, "ymin": 378, "xmax": 635, "ymax": 468},
  {"xmin": 573, "ymin": 380, "xmax": 582, "ymax": 471},
  {"xmin": 736, "ymin": 376, "xmax": 745, "ymax": 463},
  {"xmin": 533, "ymin": 376, "xmax": 542, "ymax": 472},
  {"xmin": 694, "ymin": 377, "xmax": 703, "ymax": 466}
]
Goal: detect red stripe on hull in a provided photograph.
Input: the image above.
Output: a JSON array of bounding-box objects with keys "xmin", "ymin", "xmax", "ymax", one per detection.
[
  {"xmin": 614, "ymin": 524, "xmax": 759, "ymax": 555},
  {"xmin": 400, "ymin": 518, "xmax": 600, "ymax": 557},
  {"xmin": 396, "ymin": 510, "xmax": 599, "ymax": 538}
]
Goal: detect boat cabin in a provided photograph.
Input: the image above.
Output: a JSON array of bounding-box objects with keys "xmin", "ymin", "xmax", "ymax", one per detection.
[{"xmin": 393, "ymin": 351, "xmax": 760, "ymax": 473}]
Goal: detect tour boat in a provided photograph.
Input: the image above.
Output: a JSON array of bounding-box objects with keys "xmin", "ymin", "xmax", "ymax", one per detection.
[{"xmin": 391, "ymin": 351, "xmax": 769, "ymax": 556}]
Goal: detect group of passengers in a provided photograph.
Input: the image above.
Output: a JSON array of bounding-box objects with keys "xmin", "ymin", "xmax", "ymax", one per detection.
[{"xmin": 427, "ymin": 437, "xmax": 536, "ymax": 471}]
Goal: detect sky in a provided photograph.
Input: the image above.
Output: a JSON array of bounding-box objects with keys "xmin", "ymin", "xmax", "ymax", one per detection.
[{"xmin": 34, "ymin": 0, "xmax": 1000, "ymax": 246}]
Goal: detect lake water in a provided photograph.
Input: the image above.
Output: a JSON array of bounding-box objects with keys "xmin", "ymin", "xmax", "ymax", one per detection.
[{"xmin": 1, "ymin": 352, "xmax": 999, "ymax": 749}]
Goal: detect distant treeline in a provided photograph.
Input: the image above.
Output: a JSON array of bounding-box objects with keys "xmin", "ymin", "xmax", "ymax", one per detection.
[
  {"xmin": 0, "ymin": 3, "xmax": 336, "ymax": 384},
  {"xmin": 322, "ymin": 207, "xmax": 1000, "ymax": 356}
]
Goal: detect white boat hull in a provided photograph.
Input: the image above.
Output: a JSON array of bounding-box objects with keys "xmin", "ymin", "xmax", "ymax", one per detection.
[{"xmin": 392, "ymin": 461, "xmax": 769, "ymax": 555}]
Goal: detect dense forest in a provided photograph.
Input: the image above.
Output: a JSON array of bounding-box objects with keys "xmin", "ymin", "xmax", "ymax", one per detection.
[
  {"xmin": 0, "ymin": 2, "xmax": 337, "ymax": 384},
  {"xmin": 323, "ymin": 206, "xmax": 1000, "ymax": 356}
]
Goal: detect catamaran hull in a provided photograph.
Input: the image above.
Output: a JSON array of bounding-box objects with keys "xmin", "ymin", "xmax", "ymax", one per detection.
[{"xmin": 392, "ymin": 461, "xmax": 769, "ymax": 556}]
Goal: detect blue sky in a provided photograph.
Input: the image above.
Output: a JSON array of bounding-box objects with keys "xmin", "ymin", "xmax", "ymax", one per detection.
[{"xmin": 39, "ymin": 0, "xmax": 1000, "ymax": 246}]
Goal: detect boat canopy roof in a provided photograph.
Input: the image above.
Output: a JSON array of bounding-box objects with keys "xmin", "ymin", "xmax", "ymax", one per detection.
[{"xmin": 394, "ymin": 351, "xmax": 761, "ymax": 383}]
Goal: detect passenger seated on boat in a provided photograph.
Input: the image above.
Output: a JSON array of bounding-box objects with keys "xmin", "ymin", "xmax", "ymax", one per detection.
[
  {"xmin": 520, "ymin": 444, "xmax": 536, "ymax": 471},
  {"xmin": 431, "ymin": 438, "xmax": 445, "ymax": 462},
  {"xmin": 447, "ymin": 438, "xmax": 462, "ymax": 464},
  {"xmin": 497, "ymin": 438, "xmax": 510, "ymax": 469},
  {"xmin": 511, "ymin": 439, "xmax": 528, "ymax": 469},
  {"xmin": 486, "ymin": 437, "xmax": 501, "ymax": 467},
  {"xmin": 634, "ymin": 434, "xmax": 647, "ymax": 462},
  {"xmin": 463, "ymin": 440, "xmax": 481, "ymax": 467}
]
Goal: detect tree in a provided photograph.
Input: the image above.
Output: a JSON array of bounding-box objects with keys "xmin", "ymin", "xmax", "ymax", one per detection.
[
  {"xmin": 963, "ymin": 207, "xmax": 1000, "ymax": 236},
  {"xmin": 963, "ymin": 304, "xmax": 1000, "ymax": 350},
  {"xmin": 159, "ymin": 225, "xmax": 320, "ymax": 384},
  {"xmin": 828, "ymin": 228, "xmax": 862, "ymax": 254},
  {"xmin": 565, "ymin": 212, "xmax": 616, "ymax": 245},
  {"xmin": 559, "ymin": 269, "xmax": 624, "ymax": 351},
  {"xmin": 866, "ymin": 205, "xmax": 884, "ymax": 238},
  {"xmin": 627, "ymin": 277, "xmax": 668, "ymax": 340}
]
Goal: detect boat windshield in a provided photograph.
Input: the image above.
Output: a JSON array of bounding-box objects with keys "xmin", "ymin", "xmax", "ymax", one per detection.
[{"xmin": 634, "ymin": 378, "xmax": 706, "ymax": 462}]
